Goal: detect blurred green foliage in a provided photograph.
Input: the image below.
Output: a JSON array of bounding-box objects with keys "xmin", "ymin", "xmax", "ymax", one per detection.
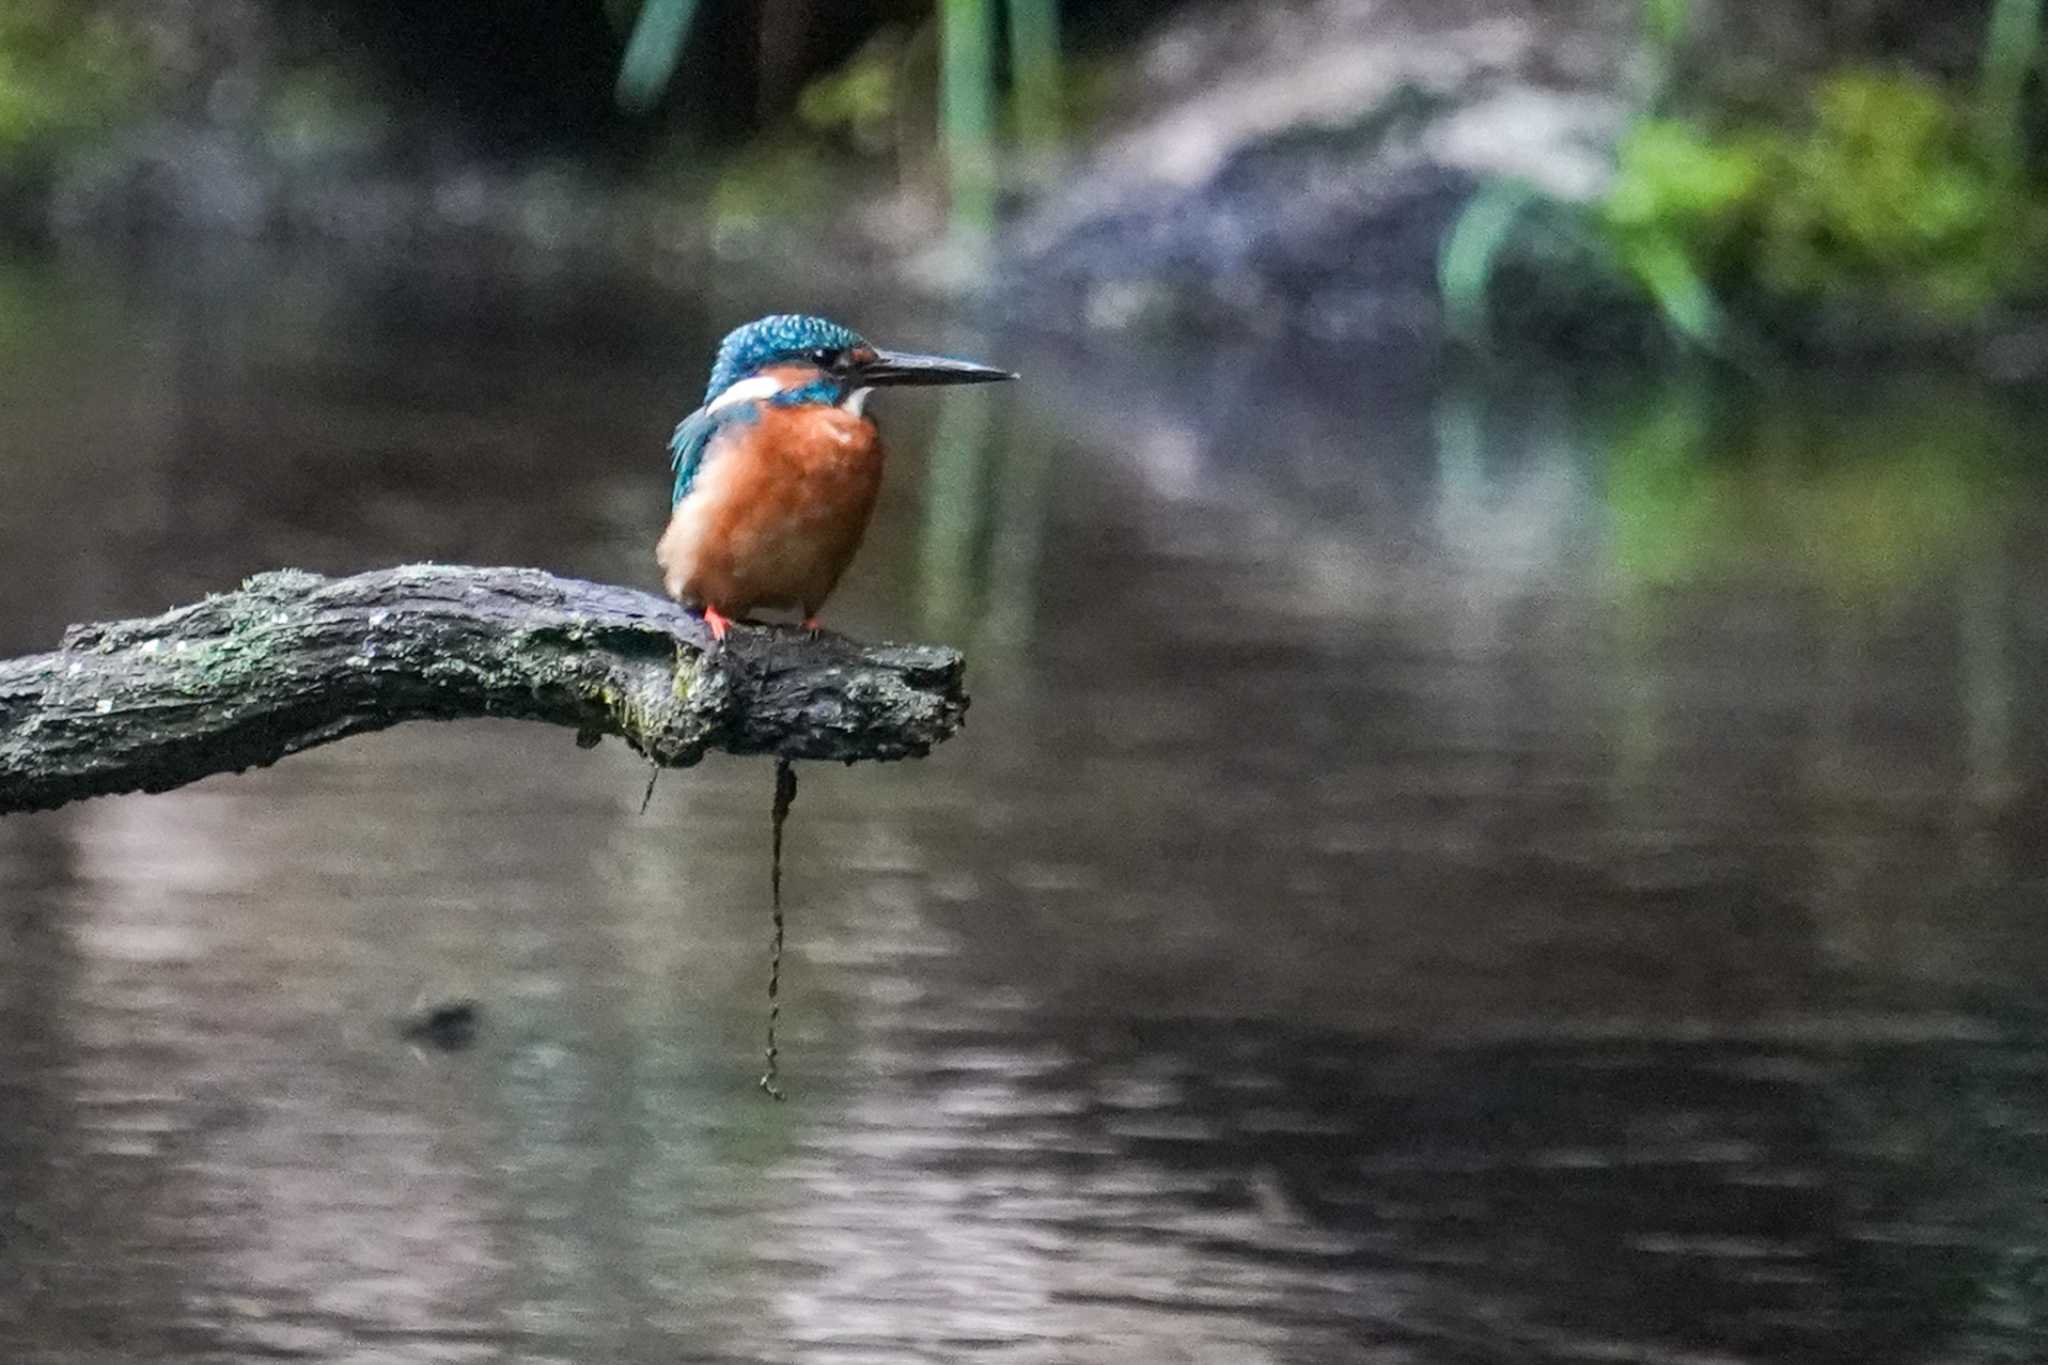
[
  {"xmin": 796, "ymin": 32, "xmax": 909, "ymax": 156},
  {"xmin": 1606, "ymin": 72, "xmax": 2048, "ymax": 325},
  {"xmin": 0, "ymin": 1, "xmax": 144, "ymax": 167},
  {"xmin": 705, "ymin": 34, "xmax": 917, "ymax": 238},
  {"xmin": 705, "ymin": 138, "xmax": 844, "ymax": 237},
  {"xmin": 1600, "ymin": 120, "xmax": 1764, "ymax": 292},
  {"xmin": 1449, "ymin": 0, "xmax": 2048, "ymax": 352},
  {"xmin": 1601, "ymin": 376, "xmax": 2011, "ymax": 595},
  {"xmin": 614, "ymin": 0, "xmax": 1059, "ymax": 237}
]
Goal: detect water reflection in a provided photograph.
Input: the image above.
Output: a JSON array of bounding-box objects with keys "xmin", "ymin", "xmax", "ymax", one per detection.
[
  {"xmin": 4, "ymin": 244, "xmax": 2048, "ymax": 1362},
  {"xmin": 918, "ymin": 381, "xmax": 1001, "ymax": 640}
]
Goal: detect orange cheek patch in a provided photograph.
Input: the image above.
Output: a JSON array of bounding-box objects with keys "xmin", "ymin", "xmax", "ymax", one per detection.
[{"xmin": 758, "ymin": 363, "xmax": 825, "ymax": 391}]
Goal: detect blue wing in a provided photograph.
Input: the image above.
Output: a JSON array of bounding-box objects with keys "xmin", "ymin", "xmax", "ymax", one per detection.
[
  {"xmin": 669, "ymin": 403, "xmax": 762, "ymax": 505},
  {"xmin": 668, "ymin": 406, "xmax": 718, "ymax": 505}
]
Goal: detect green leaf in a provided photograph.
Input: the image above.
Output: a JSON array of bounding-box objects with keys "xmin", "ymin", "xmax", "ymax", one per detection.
[
  {"xmin": 1618, "ymin": 235, "xmax": 1726, "ymax": 352},
  {"xmin": 1439, "ymin": 179, "xmax": 1549, "ymax": 347}
]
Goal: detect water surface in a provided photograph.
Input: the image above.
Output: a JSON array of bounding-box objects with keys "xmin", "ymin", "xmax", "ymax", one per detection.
[{"xmin": 3, "ymin": 244, "xmax": 2048, "ymax": 1364}]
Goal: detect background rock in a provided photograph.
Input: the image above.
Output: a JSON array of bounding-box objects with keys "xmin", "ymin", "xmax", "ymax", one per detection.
[{"xmin": 1001, "ymin": 0, "xmax": 1643, "ymax": 340}]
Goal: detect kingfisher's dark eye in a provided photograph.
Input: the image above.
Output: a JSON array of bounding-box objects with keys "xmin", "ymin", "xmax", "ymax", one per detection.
[{"xmin": 809, "ymin": 347, "xmax": 838, "ymax": 368}]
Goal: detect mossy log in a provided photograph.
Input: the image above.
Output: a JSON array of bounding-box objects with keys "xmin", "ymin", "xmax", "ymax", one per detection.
[{"xmin": 0, "ymin": 565, "xmax": 968, "ymax": 816}]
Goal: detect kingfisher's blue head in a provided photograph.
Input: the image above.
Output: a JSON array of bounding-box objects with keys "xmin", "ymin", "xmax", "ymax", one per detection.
[
  {"xmin": 670, "ymin": 314, "xmax": 1015, "ymax": 505},
  {"xmin": 701, "ymin": 313, "xmax": 1015, "ymax": 409}
]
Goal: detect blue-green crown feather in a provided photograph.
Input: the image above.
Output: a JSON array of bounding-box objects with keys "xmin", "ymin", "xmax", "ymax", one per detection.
[{"xmin": 704, "ymin": 314, "xmax": 863, "ymax": 401}]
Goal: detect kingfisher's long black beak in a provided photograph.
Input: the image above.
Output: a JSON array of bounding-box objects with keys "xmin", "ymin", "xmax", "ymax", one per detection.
[{"xmin": 860, "ymin": 348, "xmax": 1017, "ymax": 387}]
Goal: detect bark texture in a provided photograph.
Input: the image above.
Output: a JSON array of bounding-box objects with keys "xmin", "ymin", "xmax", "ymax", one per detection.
[{"xmin": 0, "ymin": 565, "xmax": 967, "ymax": 815}]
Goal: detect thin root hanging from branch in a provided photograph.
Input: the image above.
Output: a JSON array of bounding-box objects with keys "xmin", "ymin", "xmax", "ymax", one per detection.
[
  {"xmin": 0, "ymin": 565, "xmax": 969, "ymax": 815},
  {"xmin": 759, "ymin": 757, "xmax": 799, "ymax": 1101}
]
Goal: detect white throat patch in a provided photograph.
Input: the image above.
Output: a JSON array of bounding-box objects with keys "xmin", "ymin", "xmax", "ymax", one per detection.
[
  {"xmin": 841, "ymin": 387, "xmax": 874, "ymax": 417},
  {"xmin": 704, "ymin": 374, "xmax": 784, "ymax": 415}
]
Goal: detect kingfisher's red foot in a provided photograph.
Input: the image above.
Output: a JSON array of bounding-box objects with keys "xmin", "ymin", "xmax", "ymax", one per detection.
[
  {"xmin": 801, "ymin": 615, "xmax": 823, "ymax": 640},
  {"xmin": 702, "ymin": 603, "xmax": 734, "ymax": 642}
]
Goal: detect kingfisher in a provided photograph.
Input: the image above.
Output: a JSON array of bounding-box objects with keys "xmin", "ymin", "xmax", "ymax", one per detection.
[{"xmin": 657, "ymin": 314, "xmax": 1015, "ymax": 641}]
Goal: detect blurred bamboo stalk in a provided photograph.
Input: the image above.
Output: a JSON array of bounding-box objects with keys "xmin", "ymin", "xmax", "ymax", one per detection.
[
  {"xmin": 612, "ymin": 0, "xmax": 1061, "ymax": 236},
  {"xmin": 1005, "ymin": 0, "xmax": 1063, "ymax": 150},
  {"xmin": 1980, "ymin": 0, "xmax": 2044, "ymax": 166},
  {"xmin": 919, "ymin": 383, "xmax": 998, "ymax": 634},
  {"xmin": 1637, "ymin": 0, "xmax": 1692, "ymax": 52},
  {"xmin": 1634, "ymin": 0, "xmax": 1692, "ymax": 97},
  {"xmin": 939, "ymin": 0, "xmax": 998, "ymax": 236},
  {"xmin": 616, "ymin": 0, "xmax": 704, "ymax": 114}
]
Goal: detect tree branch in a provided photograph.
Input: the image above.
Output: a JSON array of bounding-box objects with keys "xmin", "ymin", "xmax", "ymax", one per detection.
[{"xmin": 0, "ymin": 565, "xmax": 968, "ymax": 816}]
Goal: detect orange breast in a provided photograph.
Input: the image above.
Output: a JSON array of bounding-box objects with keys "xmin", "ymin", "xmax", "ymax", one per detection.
[{"xmin": 656, "ymin": 403, "xmax": 885, "ymax": 619}]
